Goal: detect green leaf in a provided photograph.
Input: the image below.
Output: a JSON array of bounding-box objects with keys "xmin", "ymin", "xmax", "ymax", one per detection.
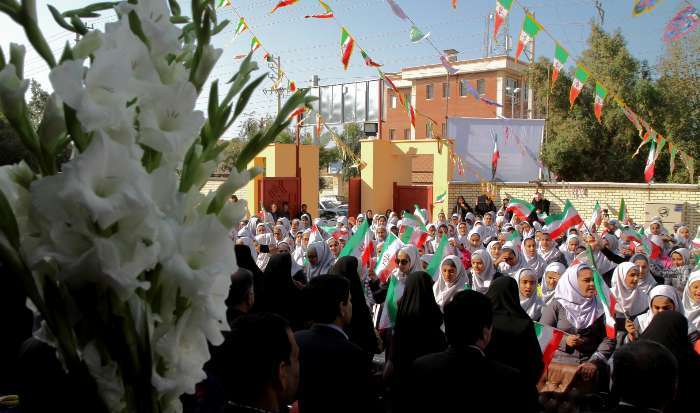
[
  {"xmin": 230, "ymin": 73, "xmax": 266, "ymax": 125},
  {"xmin": 170, "ymin": 15, "xmax": 189, "ymax": 24},
  {"xmin": 128, "ymin": 10, "xmax": 150, "ymax": 50},
  {"xmin": 222, "ymin": 52, "xmax": 258, "ymax": 107},
  {"xmin": 0, "ymin": 46, "xmax": 6, "ymax": 69},
  {"xmin": 0, "ymin": 188, "xmax": 19, "ymax": 250},
  {"xmin": 212, "ymin": 19, "xmax": 229, "ymax": 36},
  {"xmin": 207, "ymin": 79, "xmax": 219, "ymax": 131},
  {"xmin": 20, "ymin": 2, "xmax": 56, "ymax": 68},
  {"xmin": 69, "ymin": 15, "xmax": 88, "ymax": 35},
  {"xmin": 59, "ymin": 41, "xmax": 73, "ymax": 63},
  {"xmin": 168, "ymin": 0, "xmax": 181, "ymax": 16},
  {"xmin": 48, "ymin": 5, "xmax": 77, "ymax": 33}
]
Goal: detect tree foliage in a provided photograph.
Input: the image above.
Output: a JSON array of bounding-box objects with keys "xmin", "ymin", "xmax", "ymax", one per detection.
[{"xmin": 536, "ymin": 23, "xmax": 699, "ymax": 182}]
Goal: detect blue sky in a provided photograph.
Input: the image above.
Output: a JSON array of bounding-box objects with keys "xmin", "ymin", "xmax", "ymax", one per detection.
[{"xmin": 0, "ymin": 0, "xmax": 684, "ymax": 137}]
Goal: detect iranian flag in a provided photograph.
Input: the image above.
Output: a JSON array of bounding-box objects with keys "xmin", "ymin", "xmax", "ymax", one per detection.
[
  {"xmin": 375, "ymin": 232, "xmax": 404, "ymax": 283},
  {"xmin": 400, "ymin": 226, "xmax": 429, "ymax": 250},
  {"xmin": 506, "ymin": 198, "xmax": 535, "ymax": 220},
  {"xmin": 401, "ymin": 212, "xmax": 427, "ymax": 232},
  {"xmin": 250, "ymin": 36, "xmax": 261, "ymax": 53},
  {"xmin": 586, "ymin": 247, "xmax": 617, "ymax": 339},
  {"xmin": 620, "ymin": 226, "xmax": 643, "ymax": 243},
  {"xmin": 380, "ymin": 275, "xmax": 403, "ymax": 329},
  {"xmin": 305, "ymin": 0, "xmax": 334, "ymax": 18},
  {"xmin": 233, "ymin": 17, "xmax": 248, "ymax": 41},
  {"xmin": 381, "ymin": 71, "xmax": 405, "ymax": 106},
  {"xmin": 308, "ymin": 224, "xmax": 326, "ymax": 244},
  {"xmin": 414, "ymin": 204, "xmax": 429, "ymax": 225},
  {"xmin": 426, "ymin": 234, "xmax": 449, "ymax": 281},
  {"xmin": 569, "ymin": 65, "xmax": 590, "ymax": 108},
  {"xmin": 339, "ymin": 220, "xmax": 370, "ymax": 257},
  {"xmin": 590, "ymin": 201, "xmax": 603, "ymax": 229},
  {"xmin": 493, "ymin": 0, "xmax": 514, "ymax": 39},
  {"xmin": 644, "ymin": 137, "xmax": 657, "ymax": 183},
  {"xmin": 491, "ymin": 132, "xmax": 500, "ymax": 180},
  {"xmin": 405, "ymin": 99, "xmax": 416, "ymax": 128},
  {"xmin": 692, "ymin": 226, "xmax": 700, "ymax": 248},
  {"xmin": 642, "ymin": 234, "xmax": 662, "ymax": 260},
  {"xmin": 435, "ymin": 191, "xmax": 447, "ymax": 205},
  {"xmin": 217, "ymin": 0, "xmax": 231, "ymax": 7},
  {"xmin": 551, "ymin": 43, "xmax": 569, "ymax": 85},
  {"xmin": 340, "ymin": 27, "xmax": 355, "ymax": 70},
  {"xmin": 544, "ymin": 200, "xmax": 583, "ymax": 239},
  {"xmin": 360, "ymin": 49, "xmax": 382, "ymax": 67},
  {"xmin": 270, "ymin": 0, "xmax": 299, "ymax": 14},
  {"xmin": 515, "ymin": 14, "xmax": 543, "ymax": 62},
  {"xmin": 594, "ymin": 83, "xmax": 608, "ymax": 123},
  {"xmin": 618, "ymin": 198, "xmax": 627, "ymax": 222},
  {"xmin": 534, "ymin": 322, "xmax": 565, "ymax": 370}
]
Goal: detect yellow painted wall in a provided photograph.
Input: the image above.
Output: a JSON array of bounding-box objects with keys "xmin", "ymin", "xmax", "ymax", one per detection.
[{"xmin": 300, "ymin": 145, "xmax": 320, "ymax": 217}]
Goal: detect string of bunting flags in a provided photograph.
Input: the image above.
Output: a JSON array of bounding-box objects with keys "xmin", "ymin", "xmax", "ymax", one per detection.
[{"xmin": 492, "ymin": 0, "xmax": 698, "ymax": 183}]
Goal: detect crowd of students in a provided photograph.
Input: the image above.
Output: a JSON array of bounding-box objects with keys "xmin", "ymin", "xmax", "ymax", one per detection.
[{"xmin": 202, "ymin": 192, "xmax": 700, "ymax": 413}]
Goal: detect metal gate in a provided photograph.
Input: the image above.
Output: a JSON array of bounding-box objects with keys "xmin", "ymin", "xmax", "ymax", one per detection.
[
  {"xmin": 393, "ymin": 183, "xmax": 432, "ymax": 214},
  {"xmin": 260, "ymin": 177, "xmax": 301, "ymax": 218}
]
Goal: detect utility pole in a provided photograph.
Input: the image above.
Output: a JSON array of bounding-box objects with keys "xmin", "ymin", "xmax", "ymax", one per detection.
[{"xmin": 263, "ymin": 54, "xmax": 287, "ymax": 116}]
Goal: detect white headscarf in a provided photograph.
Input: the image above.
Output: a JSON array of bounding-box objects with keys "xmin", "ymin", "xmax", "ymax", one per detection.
[
  {"xmin": 522, "ymin": 238, "xmax": 546, "ymax": 280},
  {"xmin": 682, "ymin": 270, "xmax": 700, "ymax": 332},
  {"xmin": 397, "ymin": 244, "xmax": 423, "ymax": 275},
  {"xmin": 537, "ymin": 232, "xmax": 562, "ymax": 264},
  {"xmin": 305, "ymin": 241, "xmax": 335, "ymax": 280},
  {"xmin": 255, "ymin": 234, "xmax": 271, "ymax": 271},
  {"xmin": 498, "ymin": 242, "xmax": 524, "ymax": 277},
  {"xmin": 541, "ymin": 262, "xmax": 565, "ymax": 305},
  {"xmin": 555, "ymin": 264, "xmax": 604, "ymax": 330},
  {"xmin": 237, "ymin": 236, "xmax": 257, "ymax": 261},
  {"xmin": 515, "ymin": 268, "xmax": 544, "ymax": 320},
  {"xmin": 628, "ymin": 253, "xmax": 657, "ymax": 295},
  {"xmin": 559, "ymin": 234, "xmax": 579, "ymax": 265},
  {"xmin": 674, "ymin": 225, "xmax": 690, "ymax": 248},
  {"xmin": 636, "ymin": 285, "xmax": 684, "ymax": 333},
  {"xmin": 486, "ymin": 240, "xmax": 501, "ymax": 261},
  {"xmin": 469, "ymin": 249, "xmax": 496, "ymax": 294},
  {"xmin": 671, "ymin": 247, "xmax": 690, "ymax": 267},
  {"xmin": 467, "ymin": 228, "xmax": 482, "ymax": 253},
  {"xmin": 433, "ymin": 255, "xmax": 469, "ymax": 310},
  {"xmin": 611, "ymin": 262, "xmax": 647, "ymax": 316}
]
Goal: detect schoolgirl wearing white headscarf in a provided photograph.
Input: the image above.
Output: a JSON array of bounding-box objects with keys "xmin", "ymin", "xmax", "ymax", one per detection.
[
  {"xmin": 497, "ymin": 242, "xmax": 524, "ymax": 277},
  {"xmin": 305, "ymin": 241, "xmax": 335, "ymax": 280},
  {"xmin": 514, "ymin": 268, "xmax": 544, "ymax": 320},
  {"xmin": 433, "ymin": 255, "xmax": 469, "ymax": 310},
  {"xmin": 521, "ymin": 237, "xmax": 546, "ymax": 280},
  {"xmin": 554, "ymin": 264, "xmax": 604, "ymax": 330},
  {"xmin": 673, "ymin": 225, "xmax": 691, "ymax": 248},
  {"xmin": 628, "ymin": 253, "xmax": 657, "ymax": 295},
  {"xmin": 537, "ymin": 231, "xmax": 562, "ymax": 265},
  {"xmin": 487, "ymin": 240, "xmax": 501, "ymax": 262},
  {"xmin": 610, "ymin": 262, "xmax": 648, "ymax": 317},
  {"xmin": 377, "ymin": 245, "xmax": 422, "ymax": 329},
  {"xmin": 559, "ymin": 234, "xmax": 579, "ymax": 265},
  {"xmin": 255, "ymin": 234, "xmax": 272, "ymax": 271},
  {"xmin": 540, "ymin": 262, "xmax": 565, "ymax": 305},
  {"xmin": 467, "ymin": 228, "xmax": 482, "ymax": 253},
  {"xmin": 634, "ymin": 285, "xmax": 684, "ymax": 335},
  {"xmin": 682, "ymin": 270, "xmax": 700, "ymax": 332},
  {"xmin": 469, "ymin": 249, "xmax": 499, "ymax": 294}
]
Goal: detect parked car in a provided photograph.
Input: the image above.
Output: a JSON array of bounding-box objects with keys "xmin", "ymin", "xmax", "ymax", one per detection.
[{"xmin": 319, "ymin": 200, "xmax": 348, "ymax": 219}]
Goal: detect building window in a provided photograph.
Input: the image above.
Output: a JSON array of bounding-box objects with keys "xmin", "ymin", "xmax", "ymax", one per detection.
[
  {"xmin": 426, "ymin": 123, "xmax": 433, "ymax": 138},
  {"xmin": 426, "ymin": 84, "xmax": 433, "ymax": 100},
  {"xmin": 476, "ymin": 79, "xmax": 485, "ymax": 95},
  {"xmin": 459, "ymin": 79, "xmax": 470, "ymax": 97},
  {"xmin": 505, "ymin": 78, "xmax": 519, "ymax": 92},
  {"xmin": 404, "ymin": 128, "xmax": 411, "ymax": 139},
  {"xmin": 389, "ymin": 129, "xmax": 396, "ymax": 139},
  {"xmin": 441, "ymin": 122, "xmax": 446, "ymax": 137},
  {"xmin": 391, "ymin": 94, "xmax": 397, "ymax": 109},
  {"xmin": 442, "ymin": 82, "xmax": 450, "ymax": 98}
]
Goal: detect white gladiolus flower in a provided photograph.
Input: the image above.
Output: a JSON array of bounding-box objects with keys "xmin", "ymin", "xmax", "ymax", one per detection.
[
  {"xmin": 83, "ymin": 341, "xmax": 127, "ymax": 413},
  {"xmin": 0, "ymin": 63, "xmax": 30, "ymax": 119}
]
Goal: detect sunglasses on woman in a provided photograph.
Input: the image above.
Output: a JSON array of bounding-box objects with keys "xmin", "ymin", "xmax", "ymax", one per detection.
[{"xmin": 395, "ymin": 259, "xmax": 410, "ymax": 265}]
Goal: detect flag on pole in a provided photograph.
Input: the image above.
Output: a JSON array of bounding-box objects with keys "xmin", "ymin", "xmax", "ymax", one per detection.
[
  {"xmin": 544, "ymin": 200, "xmax": 583, "ymax": 239},
  {"xmin": 643, "ymin": 234, "xmax": 663, "ymax": 259},
  {"xmin": 340, "ymin": 27, "xmax": 355, "ymax": 70},
  {"xmin": 491, "ymin": 130, "xmax": 500, "ymax": 180},
  {"xmin": 534, "ymin": 322, "xmax": 565, "ymax": 371},
  {"xmin": 619, "ymin": 226, "xmax": 643, "ymax": 244},
  {"xmin": 401, "ymin": 212, "xmax": 427, "ymax": 232},
  {"xmin": 506, "ymin": 198, "xmax": 535, "ymax": 220},
  {"xmin": 590, "ymin": 201, "xmax": 603, "ymax": 228},
  {"xmin": 308, "ymin": 224, "xmax": 325, "ymax": 244},
  {"xmin": 409, "ymin": 25, "xmax": 430, "ymax": 43},
  {"xmin": 569, "ymin": 65, "xmax": 590, "ymax": 108},
  {"xmin": 594, "ymin": 83, "xmax": 608, "ymax": 123},
  {"xmin": 494, "ymin": 0, "xmax": 514, "ymax": 39},
  {"xmin": 400, "ymin": 226, "xmax": 429, "ymax": 249},
  {"xmin": 250, "ymin": 36, "xmax": 261, "ymax": 53},
  {"xmin": 305, "ymin": 0, "xmax": 334, "ymax": 18},
  {"xmin": 435, "ymin": 190, "xmax": 447, "ymax": 204},
  {"xmin": 552, "ymin": 43, "xmax": 569, "ymax": 85},
  {"xmin": 645, "ymin": 137, "xmax": 657, "ymax": 183},
  {"xmin": 360, "ymin": 49, "xmax": 382, "ymax": 67},
  {"xmin": 426, "ymin": 234, "xmax": 449, "ymax": 281},
  {"xmin": 375, "ymin": 232, "xmax": 404, "ymax": 283},
  {"xmin": 618, "ymin": 198, "xmax": 627, "ymax": 222},
  {"xmin": 585, "ymin": 247, "xmax": 617, "ymax": 339},
  {"xmin": 339, "ymin": 220, "xmax": 370, "ymax": 258},
  {"xmin": 515, "ymin": 14, "xmax": 543, "ymax": 62},
  {"xmin": 233, "ymin": 17, "xmax": 248, "ymax": 41},
  {"xmin": 381, "ymin": 71, "xmax": 405, "ymax": 106},
  {"xmin": 405, "ymin": 99, "xmax": 416, "ymax": 128},
  {"xmin": 414, "ymin": 204, "xmax": 429, "ymax": 225},
  {"xmin": 270, "ymin": 0, "xmax": 299, "ymax": 14}
]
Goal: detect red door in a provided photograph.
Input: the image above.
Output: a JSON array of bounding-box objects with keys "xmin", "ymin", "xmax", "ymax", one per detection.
[
  {"xmin": 393, "ymin": 183, "xmax": 433, "ymax": 214},
  {"xmin": 348, "ymin": 177, "xmax": 361, "ymax": 218},
  {"xmin": 261, "ymin": 177, "xmax": 300, "ymax": 218}
]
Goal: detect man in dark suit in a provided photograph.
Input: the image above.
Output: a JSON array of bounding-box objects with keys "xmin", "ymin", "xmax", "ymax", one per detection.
[
  {"xmin": 531, "ymin": 191, "xmax": 550, "ymax": 215},
  {"xmin": 294, "ymin": 274, "xmax": 375, "ymax": 413},
  {"xmin": 607, "ymin": 340, "xmax": 677, "ymax": 413},
  {"xmin": 407, "ymin": 290, "xmax": 539, "ymax": 412}
]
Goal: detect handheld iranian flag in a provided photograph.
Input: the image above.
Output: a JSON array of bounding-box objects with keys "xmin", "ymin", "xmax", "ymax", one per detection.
[
  {"xmin": 544, "ymin": 200, "xmax": 583, "ymax": 239},
  {"xmin": 401, "ymin": 212, "xmax": 427, "ymax": 232},
  {"xmin": 493, "ymin": 0, "xmax": 514, "ymax": 39},
  {"xmin": 619, "ymin": 226, "xmax": 643, "ymax": 244},
  {"xmin": 340, "ymin": 27, "xmax": 355, "ymax": 70},
  {"xmin": 506, "ymin": 198, "xmax": 535, "ymax": 220},
  {"xmin": 380, "ymin": 275, "xmax": 403, "ymax": 329},
  {"xmin": 569, "ymin": 65, "xmax": 590, "ymax": 108},
  {"xmin": 515, "ymin": 14, "xmax": 543, "ymax": 62},
  {"xmin": 585, "ymin": 247, "xmax": 617, "ymax": 339},
  {"xmin": 551, "ymin": 43, "xmax": 569, "ymax": 85},
  {"xmin": 308, "ymin": 224, "xmax": 326, "ymax": 245},
  {"xmin": 270, "ymin": 0, "xmax": 299, "ymax": 14},
  {"xmin": 435, "ymin": 190, "xmax": 447, "ymax": 204},
  {"xmin": 233, "ymin": 17, "xmax": 248, "ymax": 41},
  {"xmin": 642, "ymin": 234, "xmax": 662, "ymax": 260},
  {"xmin": 590, "ymin": 201, "xmax": 603, "ymax": 229},
  {"xmin": 339, "ymin": 220, "xmax": 370, "ymax": 258},
  {"xmin": 491, "ymin": 130, "xmax": 500, "ymax": 180},
  {"xmin": 426, "ymin": 234, "xmax": 449, "ymax": 281},
  {"xmin": 692, "ymin": 226, "xmax": 700, "ymax": 249},
  {"xmin": 618, "ymin": 198, "xmax": 627, "ymax": 222},
  {"xmin": 534, "ymin": 322, "xmax": 565, "ymax": 371},
  {"xmin": 305, "ymin": 0, "xmax": 334, "ymax": 19},
  {"xmin": 400, "ymin": 226, "xmax": 429, "ymax": 250},
  {"xmin": 374, "ymin": 232, "xmax": 404, "ymax": 283},
  {"xmin": 644, "ymin": 137, "xmax": 657, "ymax": 183},
  {"xmin": 414, "ymin": 204, "xmax": 429, "ymax": 225},
  {"xmin": 405, "ymin": 99, "xmax": 416, "ymax": 128},
  {"xmin": 594, "ymin": 83, "xmax": 608, "ymax": 123},
  {"xmin": 360, "ymin": 49, "xmax": 382, "ymax": 67},
  {"xmin": 250, "ymin": 36, "xmax": 261, "ymax": 53}
]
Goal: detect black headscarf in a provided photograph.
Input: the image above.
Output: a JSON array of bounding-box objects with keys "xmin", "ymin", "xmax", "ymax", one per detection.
[
  {"xmin": 235, "ymin": 244, "xmax": 264, "ymax": 312},
  {"xmin": 486, "ymin": 276, "xmax": 531, "ymax": 326},
  {"xmin": 331, "ymin": 256, "xmax": 380, "ymax": 355},
  {"xmin": 257, "ymin": 253, "xmax": 303, "ymax": 330},
  {"xmin": 640, "ymin": 310, "xmax": 694, "ymax": 364}
]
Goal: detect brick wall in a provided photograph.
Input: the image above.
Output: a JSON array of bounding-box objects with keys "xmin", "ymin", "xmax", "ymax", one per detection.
[{"xmin": 448, "ymin": 181, "xmax": 700, "ymax": 229}]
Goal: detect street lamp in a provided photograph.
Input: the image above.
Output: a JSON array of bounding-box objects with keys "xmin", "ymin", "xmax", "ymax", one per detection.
[{"xmin": 504, "ymin": 86, "xmax": 520, "ymax": 119}]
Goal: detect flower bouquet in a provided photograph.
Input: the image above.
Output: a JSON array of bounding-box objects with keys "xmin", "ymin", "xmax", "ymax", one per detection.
[{"xmin": 0, "ymin": 1, "xmax": 312, "ymax": 412}]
